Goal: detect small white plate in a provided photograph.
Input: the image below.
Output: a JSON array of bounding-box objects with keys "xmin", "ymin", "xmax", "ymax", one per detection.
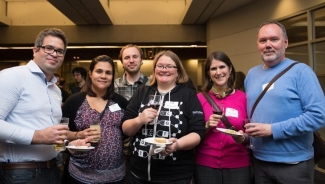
[
  {"xmin": 216, "ymin": 128, "xmax": 243, "ymax": 136},
  {"xmin": 144, "ymin": 137, "xmax": 172, "ymax": 145},
  {"xmin": 66, "ymin": 146, "xmax": 95, "ymax": 152}
]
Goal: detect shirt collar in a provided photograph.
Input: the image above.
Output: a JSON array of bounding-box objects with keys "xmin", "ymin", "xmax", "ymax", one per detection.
[
  {"xmin": 121, "ymin": 72, "xmax": 146, "ymax": 85},
  {"xmin": 27, "ymin": 60, "xmax": 56, "ymax": 84}
]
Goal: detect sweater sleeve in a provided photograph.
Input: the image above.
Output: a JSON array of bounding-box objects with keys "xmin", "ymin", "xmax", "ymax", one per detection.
[
  {"xmin": 61, "ymin": 92, "xmax": 86, "ymax": 131},
  {"xmin": 112, "ymin": 93, "xmax": 129, "ymax": 110},
  {"xmin": 184, "ymin": 89, "xmax": 205, "ymax": 143},
  {"xmin": 272, "ymin": 64, "xmax": 325, "ymax": 140}
]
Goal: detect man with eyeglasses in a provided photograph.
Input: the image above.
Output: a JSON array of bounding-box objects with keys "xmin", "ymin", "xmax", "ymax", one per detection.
[{"xmin": 0, "ymin": 28, "xmax": 69, "ymax": 184}]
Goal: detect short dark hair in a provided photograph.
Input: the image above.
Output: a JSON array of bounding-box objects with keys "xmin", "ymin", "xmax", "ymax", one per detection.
[
  {"xmin": 72, "ymin": 67, "xmax": 87, "ymax": 80},
  {"xmin": 34, "ymin": 28, "xmax": 68, "ymax": 52},
  {"xmin": 202, "ymin": 51, "xmax": 236, "ymax": 92},
  {"xmin": 54, "ymin": 73, "xmax": 66, "ymax": 86},
  {"xmin": 84, "ymin": 55, "xmax": 115, "ymax": 100}
]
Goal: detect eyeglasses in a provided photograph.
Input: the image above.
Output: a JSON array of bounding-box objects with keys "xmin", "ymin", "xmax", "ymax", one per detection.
[
  {"xmin": 73, "ymin": 73, "xmax": 81, "ymax": 77},
  {"xmin": 39, "ymin": 45, "xmax": 65, "ymax": 57},
  {"xmin": 156, "ymin": 65, "xmax": 177, "ymax": 70}
]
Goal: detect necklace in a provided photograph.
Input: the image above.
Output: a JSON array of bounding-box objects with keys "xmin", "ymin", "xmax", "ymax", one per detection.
[{"xmin": 210, "ymin": 86, "xmax": 234, "ymax": 99}]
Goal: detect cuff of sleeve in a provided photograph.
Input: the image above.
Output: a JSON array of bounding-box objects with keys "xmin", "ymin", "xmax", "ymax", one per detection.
[
  {"xmin": 271, "ymin": 123, "xmax": 282, "ymax": 140},
  {"xmin": 23, "ymin": 129, "xmax": 35, "ymax": 145}
]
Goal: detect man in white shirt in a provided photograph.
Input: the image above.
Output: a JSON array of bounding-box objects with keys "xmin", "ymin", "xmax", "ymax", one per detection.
[{"xmin": 0, "ymin": 28, "xmax": 69, "ymax": 184}]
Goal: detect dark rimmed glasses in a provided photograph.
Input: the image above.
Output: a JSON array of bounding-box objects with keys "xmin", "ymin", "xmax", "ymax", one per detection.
[
  {"xmin": 156, "ymin": 65, "xmax": 177, "ymax": 70},
  {"xmin": 39, "ymin": 45, "xmax": 65, "ymax": 57}
]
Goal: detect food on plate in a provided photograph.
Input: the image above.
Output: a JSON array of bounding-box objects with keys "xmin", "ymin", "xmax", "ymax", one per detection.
[
  {"xmin": 154, "ymin": 137, "xmax": 166, "ymax": 143},
  {"xmin": 224, "ymin": 129, "xmax": 238, "ymax": 134},
  {"xmin": 75, "ymin": 146, "xmax": 89, "ymax": 149}
]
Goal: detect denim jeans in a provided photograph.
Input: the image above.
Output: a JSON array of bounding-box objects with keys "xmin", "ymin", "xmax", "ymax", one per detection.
[{"xmin": 0, "ymin": 167, "xmax": 60, "ymax": 184}]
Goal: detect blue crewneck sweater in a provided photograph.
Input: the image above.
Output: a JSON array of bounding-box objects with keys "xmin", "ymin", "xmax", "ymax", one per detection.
[{"xmin": 245, "ymin": 58, "xmax": 325, "ymax": 163}]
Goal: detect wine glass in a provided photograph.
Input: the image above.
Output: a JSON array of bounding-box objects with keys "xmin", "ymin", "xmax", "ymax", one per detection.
[
  {"xmin": 149, "ymin": 95, "xmax": 162, "ymax": 138},
  {"xmin": 244, "ymin": 118, "xmax": 254, "ymax": 149},
  {"xmin": 212, "ymin": 102, "xmax": 224, "ymax": 116},
  {"xmin": 212, "ymin": 103, "xmax": 224, "ymax": 132},
  {"xmin": 149, "ymin": 95, "xmax": 162, "ymax": 110}
]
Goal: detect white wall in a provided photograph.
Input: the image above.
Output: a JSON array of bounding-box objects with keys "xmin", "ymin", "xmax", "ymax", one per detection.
[
  {"xmin": 0, "ymin": 1, "xmax": 11, "ymax": 25},
  {"xmin": 206, "ymin": 0, "xmax": 325, "ymax": 74}
]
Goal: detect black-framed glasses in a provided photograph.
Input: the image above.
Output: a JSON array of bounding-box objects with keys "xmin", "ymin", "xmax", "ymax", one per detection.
[
  {"xmin": 156, "ymin": 65, "xmax": 177, "ymax": 70},
  {"xmin": 39, "ymin": 45, "xmax": 65, "ymax": 56}
]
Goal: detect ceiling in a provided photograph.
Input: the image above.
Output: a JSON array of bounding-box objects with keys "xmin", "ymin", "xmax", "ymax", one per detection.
[
  {"xmin": 1, "ymin": 0, "xmax": 256, "ymax": 26},
  {"xmin": 0, "ymin": 0, "xmax": 256, "ymax": 60}
]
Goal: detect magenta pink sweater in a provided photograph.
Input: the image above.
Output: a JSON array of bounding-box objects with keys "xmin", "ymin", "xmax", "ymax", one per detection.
[{"xmin": 196, "ymin": 90, "xmax": 250, "ymax": 168}]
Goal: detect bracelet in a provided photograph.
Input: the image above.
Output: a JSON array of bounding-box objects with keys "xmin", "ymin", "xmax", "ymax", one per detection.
[{"xmin": 75, "ymin": 131, "xmax": 79, "ymax": 140}]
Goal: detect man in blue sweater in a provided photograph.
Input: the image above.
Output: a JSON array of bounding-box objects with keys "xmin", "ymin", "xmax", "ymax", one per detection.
[{"xmin": 245, "ymin": 21, "xmax": 325, "ymax": 183}]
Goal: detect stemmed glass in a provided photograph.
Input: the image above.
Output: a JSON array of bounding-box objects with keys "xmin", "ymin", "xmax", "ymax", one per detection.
[
  {"xmin": 212, "ymin": 103, "xmax": 224, "ymax": 132},
  {"xmin": 149, "ymin": 95, "xmax": 162, "ymax": 110},
  {"xmin": 213, "ymin": 103, "xmax": 224, "ymax": 116},
  {"xmin": 244, "ymin": 118, "xmax": 254, "ymax": 149},
  {"xmin": 149, "ymin": 95, "xmax": 162, "ymax": 138}
]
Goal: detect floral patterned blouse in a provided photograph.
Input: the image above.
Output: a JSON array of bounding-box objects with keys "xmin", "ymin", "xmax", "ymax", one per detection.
[{"xmin": 69, "ymin": 98, "xmax": 125, "ymax": 183}]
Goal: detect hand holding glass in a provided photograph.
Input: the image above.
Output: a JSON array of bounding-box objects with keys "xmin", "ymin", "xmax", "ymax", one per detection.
[
  {"xmin": 149, "ymin": 95, "xmax": 162, "ymax": 110},
  {"xmin": 212, "ymin": 103, "xmax": 224, "ymax": 132},
  {"xmin": 90, "ymin": 119, "xmax": 101, "ymax": 143},
  {"xmin": 54, "ymin": 117, "xmax": 69, "ymax": 151},
  {"xmin": 244, "ymin": 118, "xmax": 254, "ymax": 149},
  {"xmin": 149, "ymin": 95, "xmax": 162, "ymax": 138},
  {"xmin": 213, "ymin": 103, "xmax": 224, "ymax": 116}
]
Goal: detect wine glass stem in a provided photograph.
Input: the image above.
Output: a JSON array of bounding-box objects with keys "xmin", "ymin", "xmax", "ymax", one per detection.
[{"xmin": 153, "ymin": 118, "xmax": 157, "ymax": 138}]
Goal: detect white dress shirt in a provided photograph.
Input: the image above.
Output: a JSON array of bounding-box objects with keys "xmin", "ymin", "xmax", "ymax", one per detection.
[{"xmin": 0, "ymin": 60, "xmax": 62, "ymax": 162}]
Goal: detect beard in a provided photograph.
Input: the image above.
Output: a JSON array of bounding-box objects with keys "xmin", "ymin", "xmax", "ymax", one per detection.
[
  {"xmin": 124, "ymin": 65, "xmax": 141, "ymax": 74},
  {"xmin": 261, "ymin": 47, "xmax": 286, "ymax": 64},
  {"xmin": 261, "ymin": 53, "xmax": 278, "ymax": 62}
]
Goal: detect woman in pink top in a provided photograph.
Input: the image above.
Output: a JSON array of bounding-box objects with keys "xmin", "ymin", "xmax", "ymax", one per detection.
[{"xmin": 194, "ymin": 51, "xmax": 251, "ymax": 184}]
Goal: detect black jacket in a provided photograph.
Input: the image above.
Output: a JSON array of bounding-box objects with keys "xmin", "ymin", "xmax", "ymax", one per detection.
[{"xmin": 122, "ymin": 84, "xmax": 205, "ymax": 182}]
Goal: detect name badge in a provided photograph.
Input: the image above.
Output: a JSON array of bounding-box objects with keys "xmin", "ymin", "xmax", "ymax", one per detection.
[
  {"xmin": 262, "ymin": 83, "xmax": 274, "ymax": 91},
  {"xmin": 164, "ymin": 101, "xmax": 179, "ymax": 109},
  {"xmin": 109, "ymin": 103, "xmax": 121, "ymax": 112},
  {"xmin": 225, "ymin": 108, "xmax": 238, "ymax": 118}
]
